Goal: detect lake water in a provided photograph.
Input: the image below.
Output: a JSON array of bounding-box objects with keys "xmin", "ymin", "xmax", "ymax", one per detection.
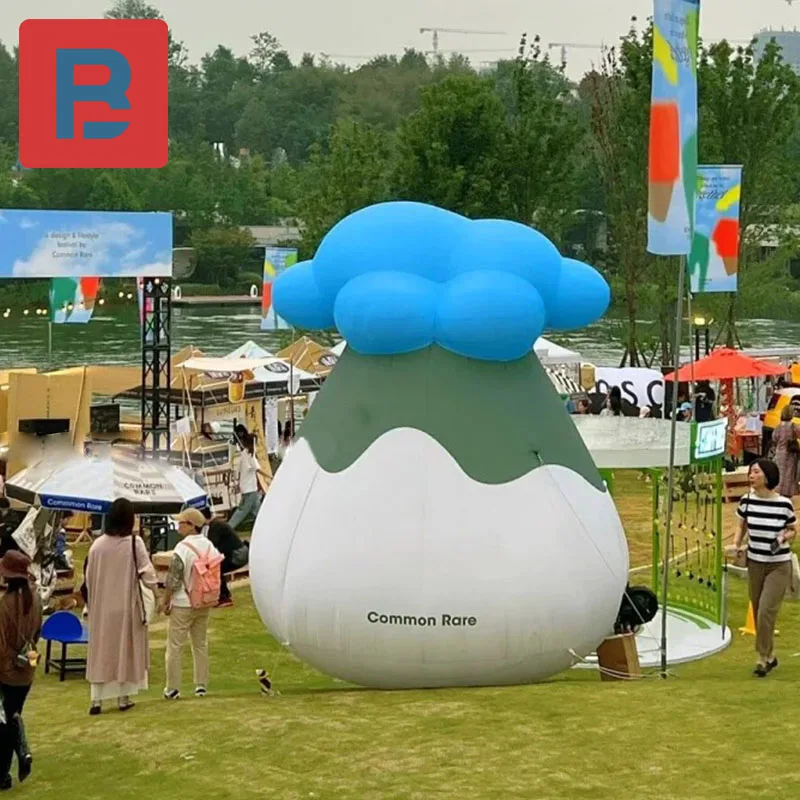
[{"xmin": 0, "ymin": 304, "xmax": 796, "ymax": 371}]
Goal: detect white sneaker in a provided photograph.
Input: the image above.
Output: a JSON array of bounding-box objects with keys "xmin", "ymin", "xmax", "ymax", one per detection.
[
  {"xmin": 194, "ymin": 686, "xmax": 207, "ymax": 697},
  {"xmin": 163, "ymin": 689, "xmax": 180, "ymax": 700}
]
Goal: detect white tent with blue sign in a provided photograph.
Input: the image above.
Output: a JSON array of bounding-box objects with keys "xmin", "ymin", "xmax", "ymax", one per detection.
[{"xmin": 6, "ymin": 451, "xmax": 208, "ymax": 514}]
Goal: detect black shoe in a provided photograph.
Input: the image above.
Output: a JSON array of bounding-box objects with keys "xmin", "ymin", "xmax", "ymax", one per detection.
[
  {"xmin": 754, "ymin": 664, "xmax": 769, "ymax": 677},
  {"xmin": 767, "ymin": 658, "xmax": 779, "ymax": 672},
  {"xmin": 18, "ymin": 755, "xmax": 31, "ymax": 784},
  {"xmin": 0, "ymin": 775, "xmax": 11, "ymax": 791},
  {"xmin": 12, "ymin": 714, "xmax": 32, "ymax": 783},
  {"xmin": 89, "ymin": 704, "xmax": 101, "ymax": 716}
]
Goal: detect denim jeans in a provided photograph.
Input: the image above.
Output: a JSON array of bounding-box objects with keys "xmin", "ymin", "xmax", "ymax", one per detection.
[{"xmin": 228, "ymin": 491, "xmax": 262, "ymax": 531}]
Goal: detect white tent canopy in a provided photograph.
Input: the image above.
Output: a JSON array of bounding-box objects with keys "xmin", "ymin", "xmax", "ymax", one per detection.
[
  {"xmin": 181, "ymin": 356, "xmax": 280, "ymax": 375},
  {"xmin": 224, "ymin": 341, "xmax": 318, "ymax": 385},
  {"xmin": 571, "ymin": 416, "xmax": 693, "ymax": 469},
  {"xmin": 534, "ymin": 337, "xmax": 582, "ymax": 366},
  {"xmin": 329, "ymin": 338, "xmax": 581, "ymax": 366}
]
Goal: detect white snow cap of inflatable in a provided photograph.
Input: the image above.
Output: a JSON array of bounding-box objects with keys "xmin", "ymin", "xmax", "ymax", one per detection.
[{"xmin": 250, "ymin": 429, "xmax": 628, "ymax": 689}]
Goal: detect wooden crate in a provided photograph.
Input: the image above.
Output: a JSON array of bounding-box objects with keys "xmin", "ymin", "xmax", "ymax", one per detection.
[
  {"xmin": 723, "ymin": 467, "xmax": 751, "ymax": 503},
  {"xmin": 596, "ymin": 632, "xmax": 640, "ymax": 681}
]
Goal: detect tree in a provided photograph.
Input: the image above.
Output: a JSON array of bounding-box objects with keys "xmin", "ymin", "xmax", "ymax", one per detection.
[
  {"xmin": 104, "ymin": 0, "xmax": 162, "ymax": 19},
  {"xmin": 337, "ymin": 52, "xmax": 435, "ymax": 131},
  {"xmin": 587, "ymin": 26, "xmax": 656, "ymax": 366},
  {"xmin": 216, "ymin": 154, "xmax": 275, "ymax": 225},
  {"xmin": 393, "ymin": 74, "xmax": 509, "ymax": 217},
  {"xmin": 249, "ymin": 32, "xmax": 292, "ymax": 78},
  {"xmin": 298, "ymin": 119, "xmax": 391, "ymax": 255},
  {"xmin": 85, "ymin": 172, "xmax": 141, "ymax": 211},
  {"xmin": 189, "ymin": 227, "xmax": 256, "ymax": 287},
  {"xmin": 495, "ymin": 35, "xmax": 585, "ymax": 243},
  {"xmin": 0, "ymin": 43, "xmax": 17, "ymax": 145},
  {"xmin": 235, "ymin": 64, "xmax": 345, "ymax": 162},
  {"xmin": 104, "ymin": 0, "xmax": 187, "ymax": 67},
  {"xmin": 200, "ymin": 46, "xmax": 255, "ymax": 150},
  {"xmin": 698, "ymin": 39, "xmax": 800, "ymax": 343}
]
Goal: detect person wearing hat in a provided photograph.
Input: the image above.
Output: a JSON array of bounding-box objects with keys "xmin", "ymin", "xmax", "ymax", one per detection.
[
  {"xmin": 163, "ymin": 508, "xmax": 222, "ymax": 700},
  {"xmin": 0, "ymin": 551, "xmax": 41, "ymax": 789},
  {"xmin": 679, "ymin": 401, "xmax": 693, "ymax": 422}
]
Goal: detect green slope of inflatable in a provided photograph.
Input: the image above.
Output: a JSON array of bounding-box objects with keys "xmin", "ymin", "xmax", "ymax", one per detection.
[{"xmin": 299, "ymin": 345, "xmax": 605, "ymax": 491}]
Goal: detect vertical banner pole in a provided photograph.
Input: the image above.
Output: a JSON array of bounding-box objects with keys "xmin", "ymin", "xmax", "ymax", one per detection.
[{"xmin": 661, "ymin": 255, "xmax": 686, "ymax": 677}]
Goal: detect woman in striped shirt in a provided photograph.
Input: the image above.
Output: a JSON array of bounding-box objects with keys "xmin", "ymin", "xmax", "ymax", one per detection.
[{"xmin": 734, "ymin": 458, "xmax": 797, "ymax": 677}]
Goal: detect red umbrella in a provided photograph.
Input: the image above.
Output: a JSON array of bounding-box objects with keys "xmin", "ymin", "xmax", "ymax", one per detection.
[{"xmin": 664, "ymin": 348, "xmax": 786, "ymax": 382}]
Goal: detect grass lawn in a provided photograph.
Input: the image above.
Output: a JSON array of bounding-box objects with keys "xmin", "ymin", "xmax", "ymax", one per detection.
[{"xmin": 20, "ymin": 472, "xmax": 800, "ymax": 799}]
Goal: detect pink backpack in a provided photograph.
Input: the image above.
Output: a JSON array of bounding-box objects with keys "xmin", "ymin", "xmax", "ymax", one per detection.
[{"xmin": 182, "ymin": 541, "xmax": 223, "ymax": 609}]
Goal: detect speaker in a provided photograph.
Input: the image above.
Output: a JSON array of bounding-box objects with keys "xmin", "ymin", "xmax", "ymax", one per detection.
[
  {"xmin": 18, "ymin": 418, "xmax": 70, "ymax": 436},
  {"xmin": 91, "ymin": 403, "xmax": 121, "ymax": 434}
]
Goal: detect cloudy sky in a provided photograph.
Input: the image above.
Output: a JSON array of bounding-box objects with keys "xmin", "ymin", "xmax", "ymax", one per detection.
[
  {"xmin": 0, "ymin": 210, "xmax": 172, "ymax": 277},
  {"xmin": 1, "ymin": 0, "xmax": 797, "ymax": 77}
]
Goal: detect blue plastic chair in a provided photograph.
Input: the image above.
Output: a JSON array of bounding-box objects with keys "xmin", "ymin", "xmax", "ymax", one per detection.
[{"xmin": 41, "ymin": 611, "xmax": 89, "ymax": 682}]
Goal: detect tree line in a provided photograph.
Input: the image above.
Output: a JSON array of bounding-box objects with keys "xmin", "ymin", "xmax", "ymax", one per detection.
[{"xmin": 1, "ymin": 0, "xmax": 800, "ymax": 362}]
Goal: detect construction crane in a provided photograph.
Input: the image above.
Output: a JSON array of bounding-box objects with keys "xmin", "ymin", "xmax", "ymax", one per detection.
[
  {"xmin": 420, "ymin": 27, "xmax": 507, "ymax": 55},
  {"xmin": 547, "ymin": 42, "xmax": 604, "ymax": 65},
  {"xmin": 320, "ymin": 53, "xmax": 376, "ymax": 62},
  {"xmin": 425, "ymin": 47, "xmax": 518, "ymax": 56}
]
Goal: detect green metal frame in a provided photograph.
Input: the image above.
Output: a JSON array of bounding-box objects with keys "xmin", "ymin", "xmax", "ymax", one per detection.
[
  {"xmin": 648, "ymin": 423, "xmax": 725, "ymax": 625},
  {"xmin": 601, "ymin": 422, "xmax": 725, "ymax": 626}
]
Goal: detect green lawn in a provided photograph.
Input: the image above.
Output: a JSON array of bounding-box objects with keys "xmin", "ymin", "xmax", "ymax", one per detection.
[{"xmin": 19, "ymin": 475, "xmax": 800, "ymax": 799}]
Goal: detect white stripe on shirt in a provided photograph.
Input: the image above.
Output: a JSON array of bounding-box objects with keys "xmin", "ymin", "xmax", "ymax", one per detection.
[{"xmin": 737, "ymin": 491, "xmax": 796, "ymax": 563}]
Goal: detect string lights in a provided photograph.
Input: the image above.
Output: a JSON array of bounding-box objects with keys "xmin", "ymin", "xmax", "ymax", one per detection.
[{"xmin": 1, "ymin": 289, "xmax": 137, "ymax": 320}]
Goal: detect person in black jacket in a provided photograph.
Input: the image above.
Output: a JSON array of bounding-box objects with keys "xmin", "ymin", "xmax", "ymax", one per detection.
[{"xmin": 205, "ymin": 517, "xmax": 248, "ymax": 608}]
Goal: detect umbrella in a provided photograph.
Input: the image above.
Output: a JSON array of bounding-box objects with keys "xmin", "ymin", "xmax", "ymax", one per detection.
[
  {"xmin": 6, "ymin": 452, "xmax": 208, "ymax": 515},
  {"xmin": 663, "ymin": 348, "xmax": 786, "ymax": 382}
]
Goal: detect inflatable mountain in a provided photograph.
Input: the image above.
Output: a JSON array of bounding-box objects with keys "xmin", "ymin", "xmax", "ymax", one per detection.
[{"xmin": 249, "ymin": 202, "xmax": 629, "ymax": 689}]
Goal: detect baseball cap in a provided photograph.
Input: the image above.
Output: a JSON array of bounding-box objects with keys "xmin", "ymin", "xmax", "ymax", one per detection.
[
  {"xmin": 174, "ymin": 508, "xmax": 207, "ymax": 530},
  {"xmin": 679, "ymin": 402, "xmax": 692, "ymax": 412}
]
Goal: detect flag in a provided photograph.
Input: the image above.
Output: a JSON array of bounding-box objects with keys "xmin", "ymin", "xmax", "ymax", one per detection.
[
  {"xmin": 648, "ymin": 0, "xmax": 700, "ymax": 255},
  {"xmin": 49, "ymin": 277, "xmax": 101, "ymax": 324},
  {"xmin": 689, "ymin": 165, "xmax": 743, "ymax": 293},
  {"xmin": 260, "ymin": 247, "xmax": 298, "ymax": 330}
]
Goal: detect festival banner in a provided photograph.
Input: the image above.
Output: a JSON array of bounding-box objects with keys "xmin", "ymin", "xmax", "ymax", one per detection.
[
  {"xmin": 647, "ymin": 0, "xmax": 700, "ymax": 255},
  {"xmin": 689, "ymin": 165, "xmax": 742, "ymax": 293},
  {"xmin": 260, "ymin": 247, "xmax": 298, "ymax": 330},
  {"xmin": 594, "ymin": 367, "xmax": 665, "ymax": 409},
  {"xmin": 0, "ymin": 210, "xmax": 172, "ymax": 277},
  {"xmin": 49, "ymin": 277, "xmax": 102, "ymax": 323}
]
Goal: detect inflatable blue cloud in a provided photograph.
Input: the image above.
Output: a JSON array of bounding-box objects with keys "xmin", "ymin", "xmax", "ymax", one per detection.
[{"xmin": 273, "ymin": 202, "xmax": 610, "ymax": 362}]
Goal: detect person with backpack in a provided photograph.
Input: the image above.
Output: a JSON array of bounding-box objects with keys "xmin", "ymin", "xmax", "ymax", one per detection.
[
  {"xmin": 163, "ymin": 509, "xmax": 223, "ymax": 700},
  {"xmin": 206, "ymin": 516, "xmax": 249, "ymax": 608}
]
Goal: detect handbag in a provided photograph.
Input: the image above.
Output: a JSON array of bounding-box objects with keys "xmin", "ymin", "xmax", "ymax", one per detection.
[{"xmin": 132, "ymin": 535, "xmax": 156, "ymax": 626}]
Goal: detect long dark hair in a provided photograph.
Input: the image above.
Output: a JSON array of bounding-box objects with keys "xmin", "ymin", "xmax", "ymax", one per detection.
[
  {"xmin": 7, "ymin": 578, "xmax": 33, "ymax": 614},
  {"xmin": 106, "ymin": 498, "xmax": 135, "ymax": 537}
]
